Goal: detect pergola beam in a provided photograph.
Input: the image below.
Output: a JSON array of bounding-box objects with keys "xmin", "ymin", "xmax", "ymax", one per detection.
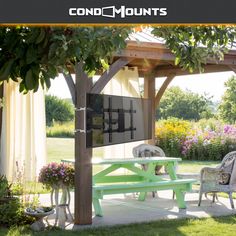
[
  {"xmin": 155, "ymin": 74, "xmax": 176, "ymax": 107},
  {"xmin": 116, "ymin": 51, "xmax": 236, "ymax": 66},
  {"xmin": 91, "ymin": 57, "xmax": 133, "ymax": 94},
  {"xmin": 229, "ymin": 65, "xmax": 236, "ymax": 73},
  {"xmin": 115, "ymin": 41, "xmax": 236, "ymax": 67},
  {"xmin": 62, "ymin": 73, "xmax": 76, "ymax": 105},
  {"xmin": 116, "ymin": 49, "xmax": 175, "ymax": 61},
  {"xmin": 154, "ymin": 65, "xmax": 233, "ymax": 78}
]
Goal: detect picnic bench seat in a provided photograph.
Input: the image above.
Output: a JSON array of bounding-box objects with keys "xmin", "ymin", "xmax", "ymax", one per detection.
[{"xmin": 93, "ymin": 178, "xmax": 196, "ymax": 216}]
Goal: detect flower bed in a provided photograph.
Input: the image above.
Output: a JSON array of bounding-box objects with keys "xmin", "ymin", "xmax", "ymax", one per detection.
[{"xmin": 156, "ymin": 118, "xmax": 236, "ymax": 161}]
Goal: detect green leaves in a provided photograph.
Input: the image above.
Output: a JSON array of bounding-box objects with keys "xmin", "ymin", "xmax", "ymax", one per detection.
[
  {"xmin": 152, "ymin": 26, "xmax": 236, "ymax": 73},
  {"xmin": 0, "ymin": 26, "xmax": 131, "ymax": 93},
  {"xmin": 157, "ymin": 86, "xmax": 214, "ymax": 121},
  {"xmin": 0, "ymin": 59, "xmax": 14, "ymax": 81},
  {"xmin": 218, "ymin": 76, "xmax": 236, "ymax": 124},
  {"xmin": 25, "ymin": 69, "xmax": 34, "ymax": 90},
  {"xmin": 35, "ymin": 28, "xmax": 46, "ymax": 44},
  {"xmin": 26, "ymin": 45, "xmax": 37, "ymax": 64}
]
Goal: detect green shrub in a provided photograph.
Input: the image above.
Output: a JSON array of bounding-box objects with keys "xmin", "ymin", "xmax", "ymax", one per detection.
[
  {"xmin": 11, "ymin": 183, "xmax": 24, "ymax": 195},
  {"xmin": 196, "ymin": 118, "xmax": 223, "ymax": 132},
  {"xmin": 45, "ymin": 95, "xmax": 74, "ymax": 126},
  {"xmin": 0, "ymin": 198, "xmax": 34, "ymax": 226},
  {"xmin": 155, "ymin": 118, "xmax": 193, "ymax": 157},
  {"xmin": 0, "ymin": 175, "xmax": 9, "ymax": 198}
]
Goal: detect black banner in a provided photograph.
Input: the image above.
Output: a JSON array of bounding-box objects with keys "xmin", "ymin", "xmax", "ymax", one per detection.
[{"xmin": 0, "ymin": 0, "xmax": 236, "ymax": 24}]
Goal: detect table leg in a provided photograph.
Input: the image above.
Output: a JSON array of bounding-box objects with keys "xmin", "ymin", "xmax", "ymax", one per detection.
[
  {"xmin": 137, "ymin": 163, "xmax": 156, "ymax": 201},
  {"xmin": 93, "ymin": 197, "xmax": 103, "ymax": 217},
  {"xmin": 138, "ymin": 191, "xmax": 147, "ymax": 201},
  {"xmin": 166, "ymin": 162, "xmax": 186, "ymax": 209}
]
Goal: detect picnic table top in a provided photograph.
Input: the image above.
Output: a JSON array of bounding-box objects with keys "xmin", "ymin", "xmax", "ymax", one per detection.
[{"xmin": 61, "ymin": 156, "xmax": 182, "ymax": 165}]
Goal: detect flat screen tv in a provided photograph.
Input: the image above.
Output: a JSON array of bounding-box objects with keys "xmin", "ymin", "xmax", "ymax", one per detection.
[{"xmin": 86, "ymin": 93, "xmax": 152, "ymax": 148}]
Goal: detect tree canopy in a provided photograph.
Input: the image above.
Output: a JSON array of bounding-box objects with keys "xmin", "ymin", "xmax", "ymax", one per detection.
[
  {"xmin": 0, "ymin": 26, "xmax": 236, "ymax": 93},
  {"xmin": 0, "ymin": 27, "xmax": 131, "ymax": 93},
  {"xmin": 152, "ymin": 26, "xmax": 236, "ymax": 72},
  {"xmin": 156, "ymin": 86, "xmax": 214, "ymax": 120},
  {"xmin": 218, "ymin": 76, "xmax": 236, "ymax": 124}
]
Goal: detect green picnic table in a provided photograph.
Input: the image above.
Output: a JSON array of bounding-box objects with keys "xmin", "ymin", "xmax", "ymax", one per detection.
[{"xmin": 61, "ymin": 157, "xmax": 196, "ymax": 216}]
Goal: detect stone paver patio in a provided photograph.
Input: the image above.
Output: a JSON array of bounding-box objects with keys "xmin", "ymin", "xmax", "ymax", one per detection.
[{"xmin": 38, "ymin": 190, "xmax": 236, "ymax": 229}]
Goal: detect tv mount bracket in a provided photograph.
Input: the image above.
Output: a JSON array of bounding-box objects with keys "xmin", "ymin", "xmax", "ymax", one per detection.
[
  {"xmin": 74, "ymin": 107, "xmax": 86, "ymax": 133},
  {"xmin": 103, "ymin": 97, "xmax": 136, "ymax": 142}
]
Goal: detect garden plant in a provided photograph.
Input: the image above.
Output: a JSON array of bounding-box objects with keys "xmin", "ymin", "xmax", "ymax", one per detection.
[{"xmin": 156, "ymin": 118, "xmax": 236, "ymax": 161}]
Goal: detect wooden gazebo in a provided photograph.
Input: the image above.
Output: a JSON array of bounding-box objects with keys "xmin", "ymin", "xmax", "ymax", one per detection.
[
  {"xmin": 70, "ymin": 38, "xmax": 236, "ymax": 225},
  {"xmin": 1, "ymin": 33, "xmax": 236, "ymax": 225}
]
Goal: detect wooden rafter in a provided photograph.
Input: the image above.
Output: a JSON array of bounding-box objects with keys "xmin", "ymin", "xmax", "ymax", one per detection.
[
  {"xmin": 229, "ymin": 65, "xmax": 236, "ymax": 73},
  {"xmin": 116, "ymin": 49, "xmax": 174, "ymax": 61},
  {"xmin": 114, "ymin": 41, "xmax": 236, "ymax": 68},
  {"xmin": 154, "ymin": 65, "xmax": 233, "ymax": 77}
]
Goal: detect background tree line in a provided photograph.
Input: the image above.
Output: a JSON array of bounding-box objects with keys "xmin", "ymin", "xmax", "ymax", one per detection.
[
  {"xmin": 157, "ymin": 75, "xmax": 236, "ymax": 123},
  {"xmin": 46, "ymin": 75, "xmax": 236, "ymax": 128}
]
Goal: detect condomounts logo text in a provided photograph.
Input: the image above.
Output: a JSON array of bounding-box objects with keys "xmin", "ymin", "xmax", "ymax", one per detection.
[{"xmin": 69, "ymin": 6, "xmax": 167, "ymax": 18}]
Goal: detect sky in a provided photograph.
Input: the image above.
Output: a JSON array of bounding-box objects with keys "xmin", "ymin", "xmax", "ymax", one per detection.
[{"xmin": 47, "ymin": 71, "xmax": 235, "ymax": 102}]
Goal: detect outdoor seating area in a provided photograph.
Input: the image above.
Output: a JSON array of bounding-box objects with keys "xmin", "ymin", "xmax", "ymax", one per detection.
[
  {"xmin": 40, "ymin": 189, "xmax": 236, "ymax": 228},
  {"xmin": 1, "ymin": 26, "xmax": 236, "ymax": 235}
]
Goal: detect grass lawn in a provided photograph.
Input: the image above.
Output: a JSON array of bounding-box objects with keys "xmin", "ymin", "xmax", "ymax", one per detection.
[
  {"xmin": 1, "ymin": 215, "xmax": 236, "ymax": 236},
  {"xmin": 46, "ymin": 138, "xmax": 75, "ymax": 163},
  {"xmin": 46, "ymin": 138, "xmax": 103, "ymax": 163}
]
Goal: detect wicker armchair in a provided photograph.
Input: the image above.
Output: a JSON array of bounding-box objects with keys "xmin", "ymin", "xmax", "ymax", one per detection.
[{"xmin": 198, "ymin": 151, "xmax": 236, "ymax": 208}]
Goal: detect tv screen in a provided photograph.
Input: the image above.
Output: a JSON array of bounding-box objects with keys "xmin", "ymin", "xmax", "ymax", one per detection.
[{"xmin": 86, "ymin": 93, "xmax": 152, "ymax": 148}]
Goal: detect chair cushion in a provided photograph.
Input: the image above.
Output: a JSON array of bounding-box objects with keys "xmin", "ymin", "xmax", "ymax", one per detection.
[{"xmin": 218, "ymin": 172, "xmax": 231, "ymax": 185}]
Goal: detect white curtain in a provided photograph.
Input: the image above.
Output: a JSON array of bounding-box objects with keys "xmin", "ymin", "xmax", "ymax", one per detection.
[
  {"xmin": 100, "ymin": 66, "xmax": 144, "ymax": 160},
  {"xmin": 0, "ymin": 81, "xmax": 47, "ymax": 181}
]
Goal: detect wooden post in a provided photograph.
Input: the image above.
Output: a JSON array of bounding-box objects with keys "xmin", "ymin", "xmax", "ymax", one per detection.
[
  {"xmin": 74, "ymin": 63, "xmax": 93, "ymax": 225},
  {"xmin": 144, "ymin": 74, "xmax": 156, "ymax": 145},
  {"xmin": 0, "ymin": 84, "xmax": 3, "ymax": 141}
]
